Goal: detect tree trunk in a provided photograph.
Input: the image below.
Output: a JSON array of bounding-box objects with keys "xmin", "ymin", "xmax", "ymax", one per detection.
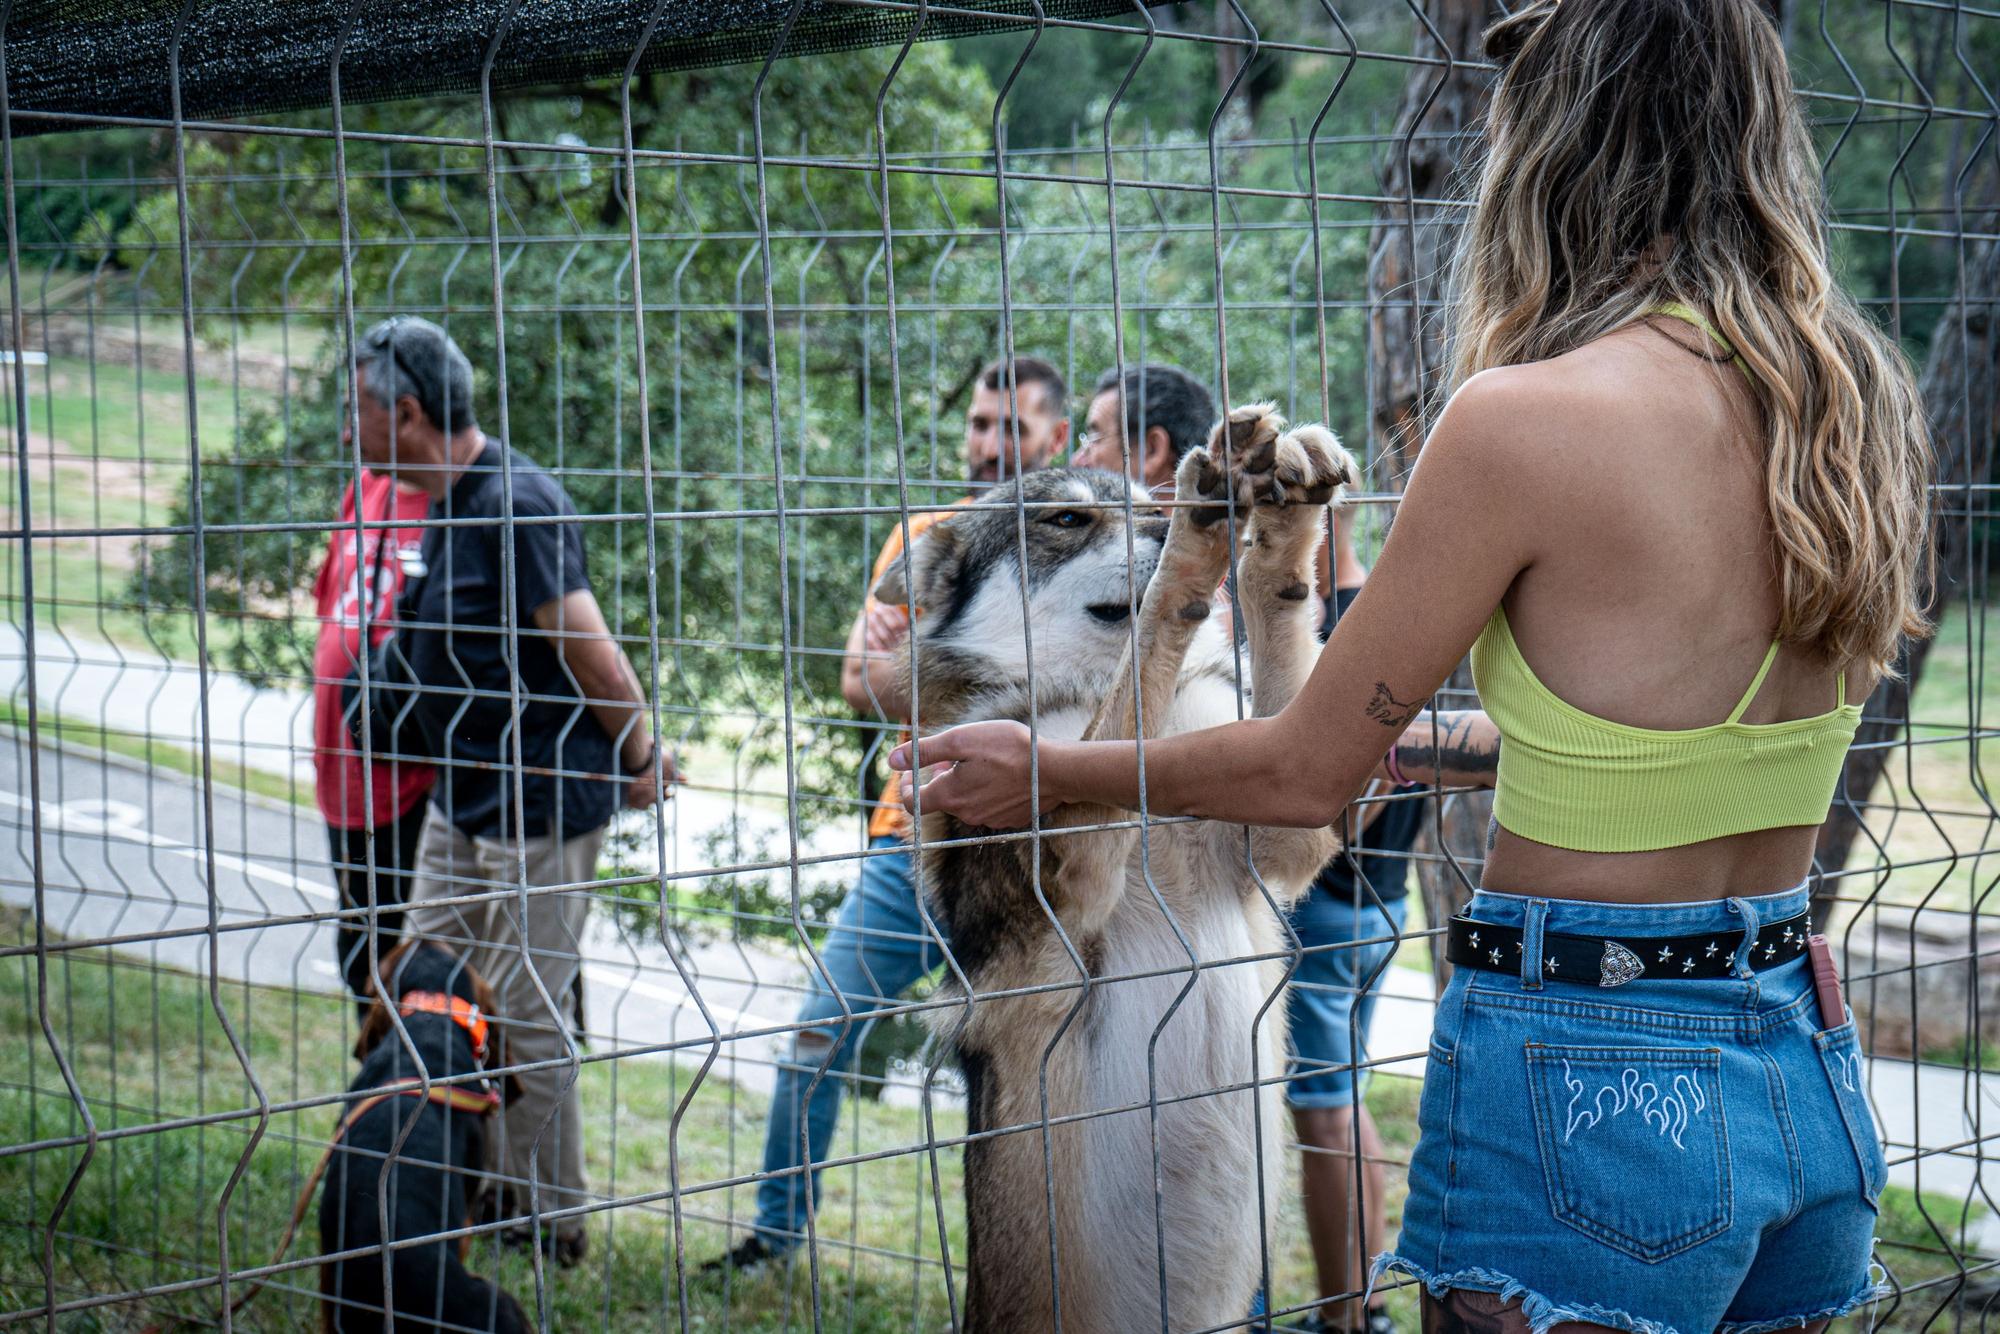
[
  {"xmin": 1363, "ymin": 0, "xmax": 1501, "ymax": 988},
  {"xmin": 1214, "ymin": 1, "xmax": 1244, "ymax": 111},
  {"xmin": 1811, "ymin": 232, "xmax": 1999, "ymax": 929},
  {"xmin": 1364, "ymin": 0, "xmax": 1496, "ymax": 489}
]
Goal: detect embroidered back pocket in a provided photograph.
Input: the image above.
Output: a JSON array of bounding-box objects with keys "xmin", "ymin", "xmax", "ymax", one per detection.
[
  {"xmin": 1525, "ymin": 1044, "xmax": 1730, "ymax": 1263},
  {"xmin": 1814, "ymin": 1022, "xmax": 1887, "ymax": 1208}
]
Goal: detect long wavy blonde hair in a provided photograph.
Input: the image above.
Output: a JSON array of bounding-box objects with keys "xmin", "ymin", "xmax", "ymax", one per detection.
[{"xmin": 1448, "ymin": 0, "xmax": 1933, "ymax": 674}]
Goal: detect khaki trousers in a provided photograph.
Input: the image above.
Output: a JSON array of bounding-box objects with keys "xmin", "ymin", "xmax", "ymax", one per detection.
[{"xmin": 405, "ymin": 804, "xmax": 604, "ymax": 1237}]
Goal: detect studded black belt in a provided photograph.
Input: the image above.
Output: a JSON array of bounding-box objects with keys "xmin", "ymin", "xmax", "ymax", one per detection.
[{"xmin": 1444, "ymin": 910, "xmax": 1813, "ymax": 987}]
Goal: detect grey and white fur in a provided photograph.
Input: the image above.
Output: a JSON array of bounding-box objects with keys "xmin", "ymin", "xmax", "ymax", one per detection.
[{"xmin": 876, "ymin": 405, "xmax": 1354, "ymax": 1333}]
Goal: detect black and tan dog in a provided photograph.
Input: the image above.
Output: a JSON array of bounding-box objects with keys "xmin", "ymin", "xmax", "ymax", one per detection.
[
  {"xmin": 320, "ymin": 939, "xmax": 528, "ymax": 1334},
  {"xmin": 879, "ymin": 405, "xmax": 1354, "ymax": 1332}
]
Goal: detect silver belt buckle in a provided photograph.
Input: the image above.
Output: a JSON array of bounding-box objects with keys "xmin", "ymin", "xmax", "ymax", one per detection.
[{"xmin": 1598, "ymin": 940, "xmax": 1646, "ymax": 987}]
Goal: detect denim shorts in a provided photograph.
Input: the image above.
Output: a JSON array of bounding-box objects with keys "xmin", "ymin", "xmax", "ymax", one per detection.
[
  {"xmin": 1379, "ymin": 885, "xmax": 1887, "ymax": 1334},
  {"xmin": 1285, "ymin": 891, "xmax": 1408, "ymax": 1109}
]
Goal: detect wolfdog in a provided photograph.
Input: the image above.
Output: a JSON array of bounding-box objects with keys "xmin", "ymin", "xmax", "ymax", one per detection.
[{"xmin": 876, "ymin": 404, "xmax": 1353, "ymax": 1332}]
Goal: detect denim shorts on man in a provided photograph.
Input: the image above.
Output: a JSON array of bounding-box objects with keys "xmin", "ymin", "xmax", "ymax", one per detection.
[
  {"xmin": 1285, "ymin": 890, "xmax": 1407, "ymax": 1109},
  {"xmin": 1380, "ymin": 885, "xmax": 1886, "ymax": 1334}
]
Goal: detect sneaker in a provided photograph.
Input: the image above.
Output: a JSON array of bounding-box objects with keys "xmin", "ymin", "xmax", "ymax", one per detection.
[{"xmin": 698, "ymin": 1234, "xmax": 790, "ymax": 1278}]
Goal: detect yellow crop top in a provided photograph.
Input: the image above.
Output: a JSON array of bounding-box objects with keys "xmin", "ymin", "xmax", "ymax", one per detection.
[{"xmin": 1468, "ymin": 304, "xmax": 1862, "ymax": 853}]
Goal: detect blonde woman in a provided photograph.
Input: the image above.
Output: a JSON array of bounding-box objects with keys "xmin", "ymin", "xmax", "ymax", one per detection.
[{"xmin": 890, "ymin": 0, "xmax": 1933, "ymax": 1327}]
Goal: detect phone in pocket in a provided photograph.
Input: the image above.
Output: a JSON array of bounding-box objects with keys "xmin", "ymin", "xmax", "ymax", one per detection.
[{"xmin": 1807, "ymin": 934, "xmax": 1845, "ymax": 1029}]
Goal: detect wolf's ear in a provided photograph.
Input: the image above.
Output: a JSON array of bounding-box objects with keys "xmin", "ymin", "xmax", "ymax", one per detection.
[
  {"xmin": 872, "ymin": 553, "xmax": 914, "ymax": 607},
  {"xmin": 872, "ymin": 521, "xmax": 962, "ymax": 613}
]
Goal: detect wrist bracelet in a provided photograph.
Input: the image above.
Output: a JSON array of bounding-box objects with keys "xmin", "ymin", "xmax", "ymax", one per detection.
[
  {"xmin": 1383, "ymin": 744, "xmax": 1412, "ymax": 788},
  {"xmin": 623, "ymin": 741, "xmax": 658, "ymax": 778}
]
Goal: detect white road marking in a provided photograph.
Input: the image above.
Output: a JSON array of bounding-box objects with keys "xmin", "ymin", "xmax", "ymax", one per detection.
[
  {"xmin": 613, "ymin": 972, "xmax": 784, "ymax": 1036},
  {"xmin": 0, "ymin": 788, "xmax": 335, "ymax": 900}
]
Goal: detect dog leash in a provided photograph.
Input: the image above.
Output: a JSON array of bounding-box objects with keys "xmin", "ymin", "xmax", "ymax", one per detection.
[{"xmin": 139, "ymin": 1078, "xmax": 498, "ymax": 1333}]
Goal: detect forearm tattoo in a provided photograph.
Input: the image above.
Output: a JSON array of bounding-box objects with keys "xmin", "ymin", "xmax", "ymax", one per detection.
[
  {"xmin": 1394, "ymin": 709, "xmax": 1500, "ymax": 783},
  {"xmin": 1366, "ymin": 682, "xmax": 1427, "ymax": 729}
]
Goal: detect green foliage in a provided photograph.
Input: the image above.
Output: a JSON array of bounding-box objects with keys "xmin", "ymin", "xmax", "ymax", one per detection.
[
  {"xmin": 121, "ymin": 50, "xmax": 1001, "ymax": 836},
  {"xmin": 1786, "ymin": 0, "xmax": 2000, "ymax": 364},
  {"xmin": 13, "ymin": 129, "xmax": 158, "ymax": 269},
  {"xmin": 110, "ymin": 25, "xmax": 1422, "ymax": 900}
]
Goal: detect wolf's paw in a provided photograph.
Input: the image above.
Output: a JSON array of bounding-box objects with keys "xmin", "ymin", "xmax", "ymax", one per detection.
[
  {"xmin": 1271, "ymin": 423, "xmax": 1357, "ymax": 508},
  {"xmin": 1172, "ymin": 440, "xmax": 1231, "ymax": 528},
  {"xmin": 1216, "ymin": 402, "xmax": 1287, "ymax": 477},
  {"xmin": 1225, "ymin": 405, "xmax": 1355, "ymax": 510}
]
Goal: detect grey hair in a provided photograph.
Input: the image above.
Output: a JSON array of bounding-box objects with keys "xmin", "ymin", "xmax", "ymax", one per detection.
[{"xmin": 356, "ymin": 315, "xmax": 477, "ymax": 436}]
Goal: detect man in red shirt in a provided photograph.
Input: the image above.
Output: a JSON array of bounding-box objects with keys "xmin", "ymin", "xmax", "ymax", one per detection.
[{"xmin": 311, "ymin": 468, "xmax": 434, "ymax": 1017}]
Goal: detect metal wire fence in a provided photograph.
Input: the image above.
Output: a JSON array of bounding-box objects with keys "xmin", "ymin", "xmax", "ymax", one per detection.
[{"xmin": 0, "ymin": 0, "xmax": 1994, "ymax": 1330}]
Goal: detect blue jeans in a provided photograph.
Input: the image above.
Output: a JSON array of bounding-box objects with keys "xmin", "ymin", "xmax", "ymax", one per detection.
[
  {"xmin": 1285, "ymin": 890, "xmax": 1408, "ymax": 1109},
  {"xmin": 754, "ymin": 836, "xmax": 946, "ymax": 1249},
  {"xmin": 1382, "ymin": 885, "xmax": 1886, "ymax": 1334}
]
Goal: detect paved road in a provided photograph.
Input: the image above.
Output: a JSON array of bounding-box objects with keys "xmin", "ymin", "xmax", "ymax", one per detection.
[
  {"xmin": 0, "ymin": 724, "xmax": 331, "ymax": 990},
  {"xmin": 0, "ymin": 729, "xmax": 827, "ymax": 1097}
]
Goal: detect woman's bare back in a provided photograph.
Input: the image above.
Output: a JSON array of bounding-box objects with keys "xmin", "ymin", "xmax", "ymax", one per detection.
[{"xmin": 1478, "ymin": 316, "xmax": 1869, "ymax": 902}]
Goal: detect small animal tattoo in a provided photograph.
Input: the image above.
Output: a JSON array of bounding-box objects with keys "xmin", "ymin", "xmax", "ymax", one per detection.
[{"xmin": 1365, "ymin": 682, "xmax": 1426, "ymax": 729}]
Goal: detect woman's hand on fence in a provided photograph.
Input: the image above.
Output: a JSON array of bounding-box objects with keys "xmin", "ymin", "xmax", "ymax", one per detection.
[{"xmin": 890, "ymin": 721, "xmax": 1058, "ymax": 829}]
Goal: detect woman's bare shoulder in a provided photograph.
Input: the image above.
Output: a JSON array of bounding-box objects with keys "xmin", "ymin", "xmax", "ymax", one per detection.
[
  {"xmin": 1429, "ymin": 355, "xmax": 1630, "ymax": 475},
  {"xmin": 1438, "ymin": 332, "xmax": 1717, "ymax": 478}
]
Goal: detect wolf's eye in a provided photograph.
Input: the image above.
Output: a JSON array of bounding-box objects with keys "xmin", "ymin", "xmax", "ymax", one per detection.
[{"xmin": 1046, "ymin": 510, "xmax": 1090, "ymax": 529}]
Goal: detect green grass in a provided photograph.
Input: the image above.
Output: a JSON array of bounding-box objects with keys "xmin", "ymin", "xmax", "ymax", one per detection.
[
  {"xmin": 0, "ymin": 352, "xmax": 255, "ymax": 661},
  {"xmin": 1918, "ymin": 1037, "xmax": 2000, "ymax": 1069},
  {"xmin": 0, "ymin": 909, "xmax": 967, "ymax": 1330},
  {"xmin": 0, "ymin": 700, "xmax": 310, "ymax": 810},
  {"xmin": 1851, "ymin": 1184, "xmax": 1995, "ymax": 1333},
  {"xmin": 0, "ymin": 908, "xmax": 1429, "ymax": 1329},
  {"xmin": 3, "ymin": 353, "xmax": 249, "ymax": 465}
]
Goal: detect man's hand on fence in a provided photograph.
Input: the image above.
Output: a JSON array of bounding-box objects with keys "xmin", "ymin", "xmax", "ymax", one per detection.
[
  {"xmin": 624, "ymin": 748, "xmax": 681, "ymax": 810},
  {"xmin": 863, "ymin": 603, "xmax": 911, "ymax": 655}
]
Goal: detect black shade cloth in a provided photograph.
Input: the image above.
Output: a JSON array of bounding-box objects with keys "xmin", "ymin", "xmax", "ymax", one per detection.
[{"xmin": 6, "ymin": 1, "xmax": 1178, "ymax": 134}]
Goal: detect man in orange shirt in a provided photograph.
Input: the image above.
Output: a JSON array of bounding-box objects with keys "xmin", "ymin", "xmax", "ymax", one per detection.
[{"xmin": 710, "ymin": 357, "xmax": 1070, "ymax": 1274}]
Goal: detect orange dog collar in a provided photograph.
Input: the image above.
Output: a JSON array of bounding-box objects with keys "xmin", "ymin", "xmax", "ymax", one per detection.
[{"xmin": 398, "ymin": 990, "xmax": 490, "ymax": 1064}]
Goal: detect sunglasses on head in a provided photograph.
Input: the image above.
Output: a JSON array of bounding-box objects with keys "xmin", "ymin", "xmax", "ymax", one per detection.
[{"xmin": 360, "ymin": 319, "xmax": 430, "ymax": 404}]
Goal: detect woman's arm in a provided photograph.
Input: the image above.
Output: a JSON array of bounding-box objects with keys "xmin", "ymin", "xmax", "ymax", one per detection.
[
  {"xmin": 892, "ymin": 373, "xmax": 1548, "ymax": 829},
  {"xmin": 1379, "ymin": 709, "xmax": 1500, "ymax": 789}
]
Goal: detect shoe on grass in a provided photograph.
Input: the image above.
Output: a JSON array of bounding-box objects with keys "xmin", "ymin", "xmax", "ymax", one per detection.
[{"xmin": 698, "ymin": 1234, "xmax": 791, "ymax": 1278}]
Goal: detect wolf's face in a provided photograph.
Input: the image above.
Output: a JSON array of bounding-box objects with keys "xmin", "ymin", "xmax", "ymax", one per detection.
[{"xmin": 874, "ymin": 469, "xmax": 1171, "ymax": 713}]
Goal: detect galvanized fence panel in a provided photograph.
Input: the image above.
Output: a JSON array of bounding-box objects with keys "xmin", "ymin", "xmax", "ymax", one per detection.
[{"xmin": 0, "ymin": 1, "xmax": 1993, "ymax": 1330}]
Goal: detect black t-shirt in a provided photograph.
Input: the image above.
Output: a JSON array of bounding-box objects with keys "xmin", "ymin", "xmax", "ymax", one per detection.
[
  {"xmin": 407, "ymin": 439, "xmax": 618, "ymax": 841},
  {"xmin": 1311, "ymin": 585, "xmax": 1425, "ymax": 903}
]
